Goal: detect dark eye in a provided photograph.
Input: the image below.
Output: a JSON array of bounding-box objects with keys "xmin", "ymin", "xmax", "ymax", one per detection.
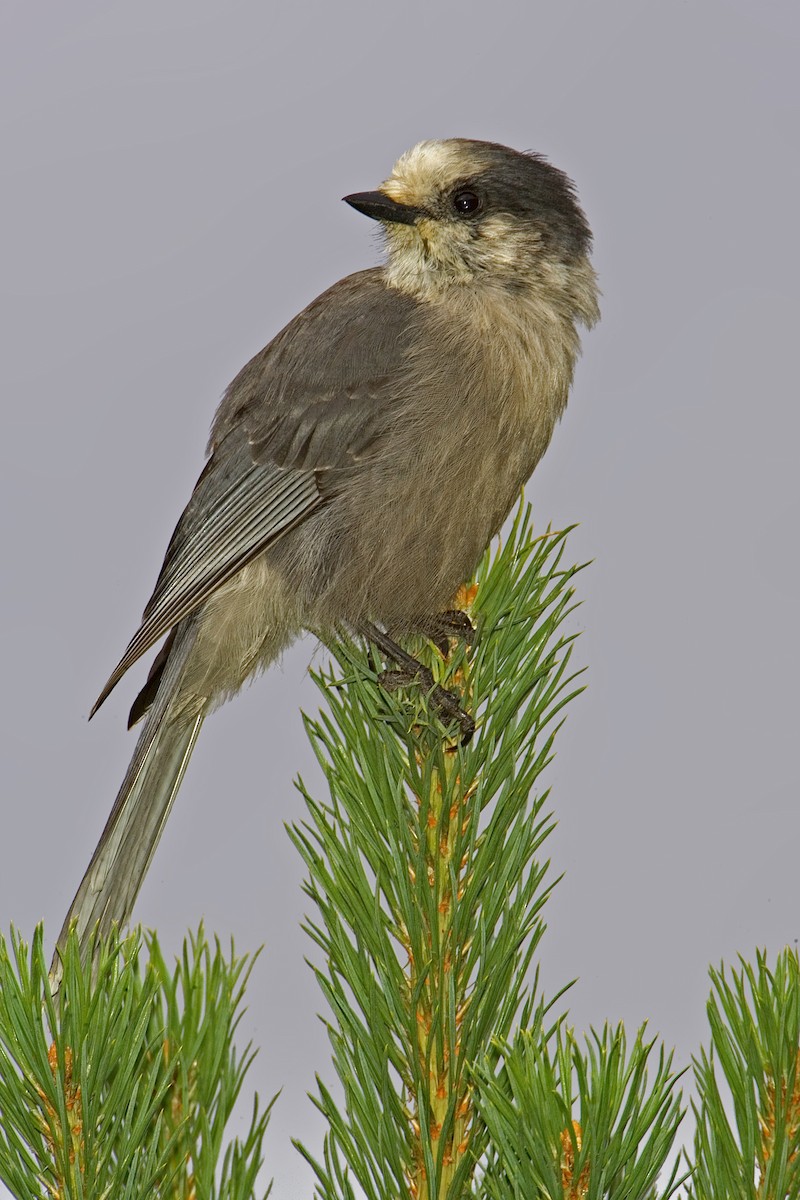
[{"xmin": 452, "ymin": 189, "xmax": 481, "ymax": 216}]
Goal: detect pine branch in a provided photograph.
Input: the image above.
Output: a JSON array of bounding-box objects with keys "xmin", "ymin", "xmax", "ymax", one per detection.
[
  {"xmin": 0, "ymin": 925, "xmax": 273, "ymax": 1200},
  {"xmin": 690, "ymin": 948, "xmax": 800, "ymax": 1199},
  {"xmin": 6, "ymin": 500, "xmax": 794, "ymax": 1200},
  {"xmin": 290, "ymin": 506, "xmax": 592, "ymax": 1199},
  {"xmin": 474, "ymin": 1021, "xmax": 686, "ymax": 1199}
]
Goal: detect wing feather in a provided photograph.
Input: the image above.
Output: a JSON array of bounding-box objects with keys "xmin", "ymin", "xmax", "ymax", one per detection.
[
  {"xmin": 93, "ymin": 268, "xmax": 424, "ymax": 715},
  {"xmin": 92, "ymin": 460, "xmax": 321, "ymax": 713}
]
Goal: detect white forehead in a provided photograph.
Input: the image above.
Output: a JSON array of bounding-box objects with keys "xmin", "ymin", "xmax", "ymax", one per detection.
[{"xmin": 382, "ymin": 140, "xmax": 474, "ymax": 203}]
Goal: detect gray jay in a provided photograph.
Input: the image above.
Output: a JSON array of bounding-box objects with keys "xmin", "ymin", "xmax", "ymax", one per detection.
[{"xmin": 53, "ymin": 138, "xmax": 599, "ymax": 970}]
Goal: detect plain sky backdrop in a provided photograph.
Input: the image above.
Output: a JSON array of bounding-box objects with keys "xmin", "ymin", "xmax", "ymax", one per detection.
[{"xmin": 1, "ymin": 1, "xmax": 798, "ymax": 1194}]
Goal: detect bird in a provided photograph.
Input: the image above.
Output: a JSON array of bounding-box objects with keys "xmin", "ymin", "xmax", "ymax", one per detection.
[{"xmin": 52, "ymin": 138, "xmax": 599, "ymax": 973}]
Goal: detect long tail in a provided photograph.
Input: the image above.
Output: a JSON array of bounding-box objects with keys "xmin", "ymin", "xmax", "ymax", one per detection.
[{"xmin": 51, "ymin": 623, "xmax": 204, "ymax": 981}]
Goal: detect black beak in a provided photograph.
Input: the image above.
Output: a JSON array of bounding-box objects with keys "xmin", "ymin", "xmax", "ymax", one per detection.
[{"xmin": 343, "ymin": 190, "xmax": 423, "ymax": 226}]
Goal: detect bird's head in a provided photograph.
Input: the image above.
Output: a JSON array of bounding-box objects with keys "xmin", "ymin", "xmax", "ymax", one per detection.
[{"xmin": 344, "ymin": 138, "xmax": 599, "ymax": 325}]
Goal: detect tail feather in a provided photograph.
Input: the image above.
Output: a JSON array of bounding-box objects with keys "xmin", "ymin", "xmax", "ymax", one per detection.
[{"xmin": 52, "ymin": 622, "xmax": 204, "ymax": 979}]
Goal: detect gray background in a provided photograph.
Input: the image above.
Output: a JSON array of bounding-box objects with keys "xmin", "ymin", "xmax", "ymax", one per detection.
[{"xmin": 1, "ymin": 1, "xmax": 798, "ymax": 1194}]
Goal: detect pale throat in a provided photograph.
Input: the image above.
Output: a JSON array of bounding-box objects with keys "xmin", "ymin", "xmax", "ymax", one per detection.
[{"xmin": 383, "ymin": 227, "xmax": 476, "ymax": 299}]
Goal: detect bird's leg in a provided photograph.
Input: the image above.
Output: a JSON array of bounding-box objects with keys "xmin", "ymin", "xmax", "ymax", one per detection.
[
  {"xmin": 416, "ymin": 610, "xmax": 476, "ymax": 658},
  {"xmin": 363, "ymin": 622, "xmax": 475, "ymax": 743}
]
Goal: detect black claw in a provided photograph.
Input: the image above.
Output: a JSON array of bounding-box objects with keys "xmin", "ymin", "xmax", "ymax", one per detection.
[
  {"xmin": 439, "ymin": 610, "xmax": 477, "ymax": 644},
  {"xmin": 430, "ymin": 683, "xmax": 475, "ymax": 743},
  {"xmin": 377, "ymin": 668, "xmax": 413, "ymax": 692},
  {"xmin": 419, "ymin": 610, "xmax": 476, "ymax": 656}
]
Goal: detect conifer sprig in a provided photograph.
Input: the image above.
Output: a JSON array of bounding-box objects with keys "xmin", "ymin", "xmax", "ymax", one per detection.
[
  {"xmin": 690, "ymin": 948, "xmax": 800, "ymax": 1199},
  {"xmin": 290, "ymin": 507, "xmax": 590, "ymax": 1200},
  {"xmin": 4, "ymin": 503, "xmax": 794, "ymax": 1200},
  {"xmin": 0, "ymin": 925, "xmax": 272, "ymax": 1200},
  {"xmin": 474, "ymin": 1021, "xmax": 686, "ymax": 1199}
]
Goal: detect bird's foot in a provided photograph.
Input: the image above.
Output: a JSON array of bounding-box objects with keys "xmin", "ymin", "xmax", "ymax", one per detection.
[
  {"xmin": 378, "ymin": 664, "xmax": 475, "ymax": 743},
  {"xmin": 364, "ymin": 622, "xmax": 475, "ymax": 743}
]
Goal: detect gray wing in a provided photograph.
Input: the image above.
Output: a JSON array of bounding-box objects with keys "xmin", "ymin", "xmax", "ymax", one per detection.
[{"xmin": 92, "ymin": 268, "xmax": 423, "ymax": 714}]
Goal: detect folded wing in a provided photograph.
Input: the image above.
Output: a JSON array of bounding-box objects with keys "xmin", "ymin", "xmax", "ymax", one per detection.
[{"xmin": 92, "ymin": 269, "xmax": 423, "ymax": 713}]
